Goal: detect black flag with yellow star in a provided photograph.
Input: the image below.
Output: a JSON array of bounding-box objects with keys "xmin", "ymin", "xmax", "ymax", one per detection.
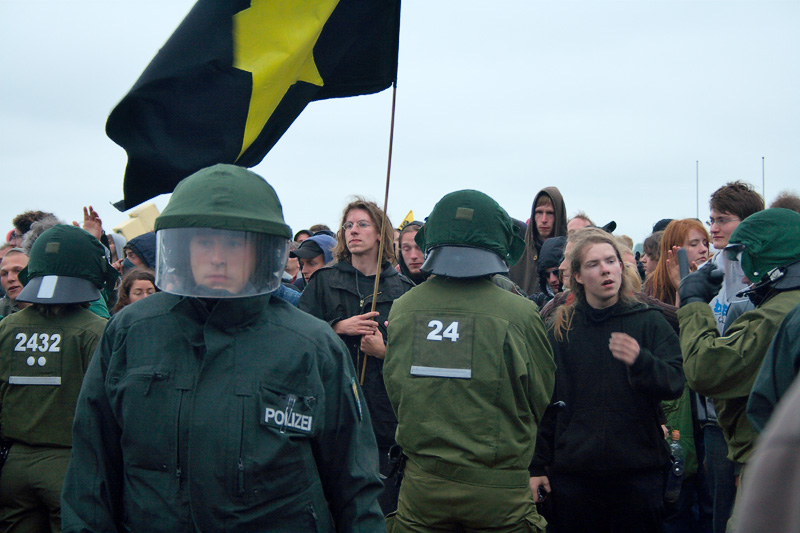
[{"xmin": 107, "ymin": 0, "xmax": 400, "ymax": 210}]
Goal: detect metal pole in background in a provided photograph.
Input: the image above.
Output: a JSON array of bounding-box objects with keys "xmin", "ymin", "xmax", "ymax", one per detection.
[{"xmin": 696, "ymin": 160, "xmax": 699, "ymax": 219}]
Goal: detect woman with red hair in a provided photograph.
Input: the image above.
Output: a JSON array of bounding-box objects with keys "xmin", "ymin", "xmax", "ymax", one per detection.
[
  {"xmin": 645, "ymin": 219, "xmax": 710, "ymax": 306},
  {"xmin": 644, "ymin": 218, "xmax": 713, "ymax": 533}
]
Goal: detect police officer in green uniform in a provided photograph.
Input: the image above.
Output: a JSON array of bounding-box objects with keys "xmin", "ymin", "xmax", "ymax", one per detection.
[
  {"xmin": 61, "ymin": 164, "xmax": 385, "ymax": 532},
  {"xmin": 0, "ymin": 224, "xmax": 113, "ymax": 532},
  {"xmin": 384, "ymin": 190, "xmax": 556, "ymax": 532},
  {"xmin": 678, "ymin": 207, "xmax": 800, "ymax": 529}
]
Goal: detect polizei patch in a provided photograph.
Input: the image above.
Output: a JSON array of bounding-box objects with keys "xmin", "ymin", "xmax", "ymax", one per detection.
[{"xmin": 264, "ymin": 406, "xmax": 313, "ymax": 433}]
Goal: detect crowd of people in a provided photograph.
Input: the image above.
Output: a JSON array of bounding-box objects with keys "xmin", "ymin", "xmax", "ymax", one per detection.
[{"xmin": 1, "ymin": 166, "xmax": 800, "ymax": 532}]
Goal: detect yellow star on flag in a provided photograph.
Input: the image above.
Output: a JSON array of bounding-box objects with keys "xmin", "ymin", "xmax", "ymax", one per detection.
[{"xmin": 233, "ymin": 0, "xmax": 340, "ymax": 158}]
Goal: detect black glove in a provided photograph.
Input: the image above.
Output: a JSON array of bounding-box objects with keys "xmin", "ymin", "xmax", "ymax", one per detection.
[{"xmin": 679, "ymin": 263, "xmax": 724, "ymax": 307}]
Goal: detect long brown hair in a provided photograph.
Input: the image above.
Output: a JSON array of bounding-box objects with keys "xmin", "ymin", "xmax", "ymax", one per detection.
[
  {"xmin": 332, "ymin": 197, "xmax": 396, "ymax": 265},
  {"xmin": 112, "ymin": 267, "xmax": 156, "ymax": 314},
  {"xmin": 644, "ymin": 219, "xmax": 709, "ymax": 306},
  {"xmin": 552, "ymin": 228, "xmax": 635, "ymax": 342}
]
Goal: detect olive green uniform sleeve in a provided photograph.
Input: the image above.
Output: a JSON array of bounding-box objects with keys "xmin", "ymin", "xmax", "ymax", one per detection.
[
  {"xmin": 678, "ymin": 297, "xmax": 797, "ymax": 399},
  {"xmin": 678, "ymin": 291, "xmax": 800, "ymax": 463}
]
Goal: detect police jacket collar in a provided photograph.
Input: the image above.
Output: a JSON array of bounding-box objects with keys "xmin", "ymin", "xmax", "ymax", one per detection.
[{"xmin": 174, "ymin": 293, "xmax": 274, "ymax": 330}]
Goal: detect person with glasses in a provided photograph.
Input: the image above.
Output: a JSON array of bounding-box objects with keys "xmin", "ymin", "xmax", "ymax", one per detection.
[
  {"xmin": 537, "ymin": 236, "xmax": 567, "ymax": 303},
  {"xmin": 10, "ymin": 210, "xmax": 56, "ymax": 249},
  {"xmin": 299, "ymin": 197, "xmax": 414, "ymax": 516},
  {"xmin": 701, "ymin": 182, "xmax": 764, "ymax": 533},
  {"xmin": 678, "ymin": 207, "xmax": 800, "ymax": 531},
  {"xmin": 705, "ymin": 182, "xmax": 765, "ymax": 332}
]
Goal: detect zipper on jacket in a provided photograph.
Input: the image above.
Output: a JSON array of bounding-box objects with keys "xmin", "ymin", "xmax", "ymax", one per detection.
[
  {"xmin": 175, "ymin": 389, "xmax": 184, "ymax": 483},
  {"xmin": 238, "ymin": 395, "xmax": 246, "ymax": 495},
  {"xmin": 307, "ymin": 503, "xmax": 318, "ymax": 526},
  {"xmin": 237, "ymin": 458, "xmax": 245, "ymax": 494},
  {"xmin": 145, "ymin": 372, "xmax": 166, "ymax": 396}
]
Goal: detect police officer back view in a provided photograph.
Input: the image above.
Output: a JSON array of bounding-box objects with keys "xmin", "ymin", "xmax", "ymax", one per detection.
[
  {"xmin": 384, "ymin": 190, "xmax": 556, "ymax": 532},
  {"xmin": 0, "ymin": 225, "xmax": 114, "ymax": 532},
  {"xmin": 62, "ymin": 165, "xmax": 385, "ymax": 532}
]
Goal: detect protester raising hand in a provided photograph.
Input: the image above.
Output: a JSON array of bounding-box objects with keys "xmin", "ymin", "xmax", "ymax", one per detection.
[{"xmin": 73, "ymin": 205, "xmax": 104, "ymax": 241}]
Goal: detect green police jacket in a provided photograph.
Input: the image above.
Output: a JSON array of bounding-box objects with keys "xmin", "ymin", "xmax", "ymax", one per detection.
[
  {"xmin": 679, "ymin": 289, "xmax": 800, "ymax": 464},
  {"xmin": 384, "ymin": 276, "xmax": 555, "ymax": 471},
  {"xmin": 0, "ymin": 305, "xmax": 106, "ymax": 447},
  {"xmin": 61, "ymin": 292, "xmax": 385, "ymax": 533}
]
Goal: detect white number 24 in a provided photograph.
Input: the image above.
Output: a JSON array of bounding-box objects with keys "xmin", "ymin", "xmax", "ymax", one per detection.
[{"xmin": 426, "ymin": 320, "xmax": 460, "ymax": 342}]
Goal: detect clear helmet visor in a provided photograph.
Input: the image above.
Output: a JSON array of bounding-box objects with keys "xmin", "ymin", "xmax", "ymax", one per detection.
[
  {"xmin": 723, "ymin": 243, "xmax": 745, "ymax": 263},
  {"xmin": 722, "ymin": 250, "xmax": 749, "ymax": 301},
  {"xmin": 156, "ymin": 228, "xmax": 289, "ymax": 298}
]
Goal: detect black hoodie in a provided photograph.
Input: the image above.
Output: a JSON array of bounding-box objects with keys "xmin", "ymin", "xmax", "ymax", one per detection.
[
  {"xmin": 508, "ymin": 187, "xmax": 567, "ymax": 295},
  {"xmin": 531, "ymin": 301, "xmax": 684, "ymax": 476}
]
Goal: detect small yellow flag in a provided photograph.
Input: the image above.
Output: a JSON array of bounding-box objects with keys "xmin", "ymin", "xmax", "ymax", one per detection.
[{"xmin": 398, "ymin": 210, "xmax": 414, "ymax": 230}]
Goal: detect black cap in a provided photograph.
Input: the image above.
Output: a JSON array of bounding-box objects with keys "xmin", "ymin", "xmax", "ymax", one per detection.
[
  {"xmin": 653, "ymin": 219, "xmax": 673, "ymax": 233},
  {"xmin": 294, "ymin": 229, "xmax": 312, "ymax": 241},
  {"xmin": 290, "ymin": 239, "xmax": 324, "ymax": 259},
  {"xmin": 600, "ymin": 220, "xmax": 617, "ymax": 234}
]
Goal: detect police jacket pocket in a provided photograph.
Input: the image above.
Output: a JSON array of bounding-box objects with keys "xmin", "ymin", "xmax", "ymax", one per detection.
[
  {"xmin": 114, "ymin": 367, "xmax": 175, "ymax": 471},
  {"xmin": 234, "ymin": 382, "xmax": 320, "ymax": 503}
]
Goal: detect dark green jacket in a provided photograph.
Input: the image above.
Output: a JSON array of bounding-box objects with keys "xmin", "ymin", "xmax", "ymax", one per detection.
[
  {"xmin": 62, "ymin": 292, "xmax": 385, "ymax": 532},
  {"xmin": 385, "ymin": 276, "xmax": 555, "ymax": 471},
  {"xmin": 747, "ymin": 301, "xmax": 800, "ymax": 433},
  {"xmin": 679, "ymin": 289, "xmax": 800, "ymax": 463},
  {"xmin": 0, "ymin": 306, "xmax": 106, "ymax": 447}
]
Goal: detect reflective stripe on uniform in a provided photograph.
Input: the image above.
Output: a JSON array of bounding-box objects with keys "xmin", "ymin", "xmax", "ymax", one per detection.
[{"xmin": 8, "ymin": 376, "xmax": 61, "ymax": 385}]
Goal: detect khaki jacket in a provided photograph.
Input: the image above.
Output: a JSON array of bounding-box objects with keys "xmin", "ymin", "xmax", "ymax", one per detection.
[
  {"xmin": 385, "ymin": 276, "xmax": 555, "ymax": 471},
  {"xmin": 679, "ymin": 289, "xmax": 800, "ymax": 463}
]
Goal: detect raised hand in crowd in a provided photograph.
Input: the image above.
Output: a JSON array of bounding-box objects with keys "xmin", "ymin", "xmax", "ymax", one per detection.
[{"xmin": 73, "ymin": 205, "xmax": 104, "ymax": 241}]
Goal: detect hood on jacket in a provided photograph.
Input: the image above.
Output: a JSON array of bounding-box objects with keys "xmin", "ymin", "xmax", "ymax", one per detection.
[
  {"xmin": 397, "ymin": 221, "xmax": 428, "ymax": 284},
  {"xmin": 290, "ymin": 234, "xmax": 336, "ymax": 265},
  {"xmin": 508, "ymin": 186, "xmax": 567, "ymax": 295},
  {"xmin": 538, "ymin": 235, "xmax": 567, "ymax": 296},
  {"xmin": 125, "ymin": 232, "xmax": 157, "ymax": 269},
  {"xmin": 538, "ymin": 236, "xmax": 567, "ymax": 273}
]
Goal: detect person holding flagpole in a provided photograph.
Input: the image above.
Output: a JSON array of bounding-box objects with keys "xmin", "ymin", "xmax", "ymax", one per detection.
[{"xmin": 299, "ymin": 197, "xmax": 414, "ymax": 515}]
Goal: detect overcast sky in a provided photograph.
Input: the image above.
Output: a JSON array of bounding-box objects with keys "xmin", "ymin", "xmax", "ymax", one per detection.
[{"xmin": 2, "ymin": 1, "xmax": 798, "ymax": 247}]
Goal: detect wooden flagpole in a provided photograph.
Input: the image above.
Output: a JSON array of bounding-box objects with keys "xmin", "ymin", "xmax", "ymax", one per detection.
[{"xmin": 361, "ymin": 81, "xmax": 398, "ymax": 385}]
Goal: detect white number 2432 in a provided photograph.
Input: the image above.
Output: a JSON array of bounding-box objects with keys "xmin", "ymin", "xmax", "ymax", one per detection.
[{"xmin": 14, "ymin": 332, "xmax": 62, "ymax": 353}]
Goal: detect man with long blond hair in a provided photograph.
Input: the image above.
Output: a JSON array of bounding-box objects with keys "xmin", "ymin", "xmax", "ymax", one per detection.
[{"xmin": 299, "ymin": 197, "xmax": 414, "ymax": 515}]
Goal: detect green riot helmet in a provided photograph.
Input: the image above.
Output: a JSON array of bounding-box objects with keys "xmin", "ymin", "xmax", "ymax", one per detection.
[
  {"xmin": 726, "ymin": 208, "xmax": 800, "ymax": 284},
  {"xmin": 17, "ymin": 224, "xmax": 118, "ymax": 304},
  {"xmin": 154, "ymin": 164, "xmax": 292, "ymax": 298},
  {"xmin": 415, "ymin": 190, "xmax": 525, "ymax": 278}
]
